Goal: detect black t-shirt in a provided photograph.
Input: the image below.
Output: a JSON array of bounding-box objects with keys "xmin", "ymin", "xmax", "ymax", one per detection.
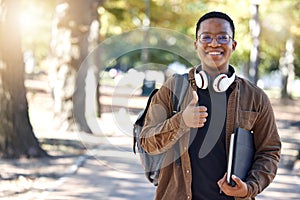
[{"xmin": 188, "ymin": 87, "xmax": 234, "ymax": 200}]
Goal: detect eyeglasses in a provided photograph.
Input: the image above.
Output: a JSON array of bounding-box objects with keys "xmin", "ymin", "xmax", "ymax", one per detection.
[{"xmin": 198, "ymin": 33, "xmax": 233, "ymax": 44}]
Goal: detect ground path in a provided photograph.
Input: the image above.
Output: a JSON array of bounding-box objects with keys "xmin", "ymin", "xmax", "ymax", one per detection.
[{"xmin": 1, "ymin": 91, "xmax": 300, "ymax": 200}]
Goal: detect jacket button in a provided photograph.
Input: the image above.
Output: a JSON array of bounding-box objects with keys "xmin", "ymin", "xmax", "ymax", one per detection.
[
  {"xmin": 187, "ymin": 195, "xmax": 191, "ymax": 199},
  {"xmin": 186, "ymin": 170, "xmax": 190, "ymax": 173}
]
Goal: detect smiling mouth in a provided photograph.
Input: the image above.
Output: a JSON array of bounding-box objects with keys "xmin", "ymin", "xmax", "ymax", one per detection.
[{"xmin": 207, "ymin": 51, "xmax": 223, "ymax": 55}]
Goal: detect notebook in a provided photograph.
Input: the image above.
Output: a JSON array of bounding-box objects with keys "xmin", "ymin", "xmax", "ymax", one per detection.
[{"xmin": 227, "ymin": 127, "xmax": 254, "ymax": 186}]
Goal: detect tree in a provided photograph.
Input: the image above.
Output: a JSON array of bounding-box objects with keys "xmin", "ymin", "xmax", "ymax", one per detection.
[
  {"xmin": 258, "ymin": 0, "xmax": 300, "ymax": 98},
  {"xmin": 280, "ymin": 39, "xmax": 295, "ymax": 99},
  {"xmin": 0, "ymin": 0, "xmax": 47, "ymax": 158},
  {"xmin": 50, "ymin": 0, "xmax": 102, "ymax": 133}
]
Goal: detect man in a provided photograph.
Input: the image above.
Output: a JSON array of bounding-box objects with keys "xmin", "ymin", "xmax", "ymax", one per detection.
[{"xmin": 140, "ymin": 11, "xmax": 281, "ymax": 200}]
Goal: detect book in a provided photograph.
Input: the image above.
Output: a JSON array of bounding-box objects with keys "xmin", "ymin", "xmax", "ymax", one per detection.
[{"xmin": 227, "ymin": 128, "xmax": 254, "ymax": 186}]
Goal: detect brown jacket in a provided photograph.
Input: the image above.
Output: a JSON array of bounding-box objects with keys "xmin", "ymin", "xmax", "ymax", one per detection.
[{"xmin": 140, "ymin": 67, "xmax": 281, "ymax": 200}]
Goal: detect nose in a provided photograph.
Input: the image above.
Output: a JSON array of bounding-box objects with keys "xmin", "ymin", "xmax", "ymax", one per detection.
[{"xmin": 209, "ymin": 38, "xmax": 220, "ymax": 47}]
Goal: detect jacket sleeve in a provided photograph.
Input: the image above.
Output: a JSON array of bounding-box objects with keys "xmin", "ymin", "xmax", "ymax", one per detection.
[
  {"xmin": 243, "ymin": 91, "xmax": 281, "ymax": 198},
  {"xmin": 140, "ymin": 76, "xmax": 190, "ymax": 155}
]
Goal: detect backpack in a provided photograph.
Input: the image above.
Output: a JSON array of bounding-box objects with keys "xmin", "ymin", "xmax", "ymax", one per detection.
[{"xmin": 133, "ymin": 73, "xmax": 189, "ymax": 186}]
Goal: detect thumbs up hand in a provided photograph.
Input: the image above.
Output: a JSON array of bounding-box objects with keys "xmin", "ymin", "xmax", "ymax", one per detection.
[{"xmin": 182, "ymin": 91, "xmax": 208, "ymax": 128}]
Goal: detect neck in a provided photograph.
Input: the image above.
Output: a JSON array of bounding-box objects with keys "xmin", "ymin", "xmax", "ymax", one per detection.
[{"xmin": 202, "ymin": 66, "xmax": 229, "ymax": 79}]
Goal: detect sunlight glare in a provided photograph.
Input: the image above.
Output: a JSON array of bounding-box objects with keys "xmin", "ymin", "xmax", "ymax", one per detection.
[
  {"xmin": 19, "ymin": 4, "xmax": 41, "ymax": 33},
  {"xmin": 20, "ymin": 11, "xmax": 37, "ymax": 32}
]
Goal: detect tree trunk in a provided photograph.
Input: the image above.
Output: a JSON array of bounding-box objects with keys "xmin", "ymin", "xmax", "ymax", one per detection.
[
  {"xmin": 0, "ymin": 0, "xmax": 47, "ymax": 158},
  {"xmin": 280, "ymin": 39, "xmax": 295, "ymax": 99},
  {"xmin": 50, "ymin": 0, "xmax": 101, "ymax": 133},
  {"xmin": 249, "ymin": 2, "xmax": 261, "ymax": 85}
]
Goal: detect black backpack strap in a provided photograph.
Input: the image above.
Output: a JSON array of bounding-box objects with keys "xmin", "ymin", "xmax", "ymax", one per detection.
[
  {"xmin": 172, "ymin": 73, "xmax": 189, "ymax": 165},
  {"xmin": 133, "ymin": 88, "xmax": 159, "ymax": 154},
  {"xmin": 172, "ymin": 73, "xmax": 189, "ymax": 113}
]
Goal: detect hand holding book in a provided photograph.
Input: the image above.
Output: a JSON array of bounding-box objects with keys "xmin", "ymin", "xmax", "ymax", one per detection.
[
  {"xmin": 218, "ymin": 173, "xmax": 248, "ymax": 197},
  {"xmin": 226, "ymin": 127, "xmax": 255, "ymax": 186}
]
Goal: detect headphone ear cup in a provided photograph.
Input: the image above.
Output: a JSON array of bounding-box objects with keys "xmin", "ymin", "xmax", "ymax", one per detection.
[
  {"xmin": 213, "ymin": 73, "xmax": 236, "ymax": 92},
  {"xmin": 213, "ymin": 74, "xmax": 228, "ymax": 92},
  {"xmin": 195, "ymin": 71, "xmax": 209, "ymax": 89},
  {"xmin": 213, "ymin": 65, "xmax": 236, "ymax": 92}
]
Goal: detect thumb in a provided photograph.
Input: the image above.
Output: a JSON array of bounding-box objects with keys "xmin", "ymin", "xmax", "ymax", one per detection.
[
  {"xmin": 189, "ymin": 91, "xmax": 198, "ymax": 106},
  {"xmin": 232, "ymin": 175, "xmax": 242, "ymax": 185}
]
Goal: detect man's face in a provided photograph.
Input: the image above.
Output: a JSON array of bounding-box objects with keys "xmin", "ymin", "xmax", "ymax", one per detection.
[{"xmin": 194, "ymin": 18, "xmax": 237, "ymax": 74}]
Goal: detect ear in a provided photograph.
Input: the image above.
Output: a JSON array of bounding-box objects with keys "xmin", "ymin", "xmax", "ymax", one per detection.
[
  {"xmin": 232, "ymin": 40, "xmax": 237, "ymax": 51},
  {"xmin": 194, "ymin": 40, "xmax": 198, "ymax": 50}
]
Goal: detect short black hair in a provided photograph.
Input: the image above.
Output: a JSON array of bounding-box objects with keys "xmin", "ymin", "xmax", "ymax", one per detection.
[{"xmin": 195, "ymin": 11, "xmax": 235, "ymax": 40}]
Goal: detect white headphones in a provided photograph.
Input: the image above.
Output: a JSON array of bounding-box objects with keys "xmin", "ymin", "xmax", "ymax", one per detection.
[{"xmin": 194, "ymin": 65, "xmax": 236, "ymax": 92}]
